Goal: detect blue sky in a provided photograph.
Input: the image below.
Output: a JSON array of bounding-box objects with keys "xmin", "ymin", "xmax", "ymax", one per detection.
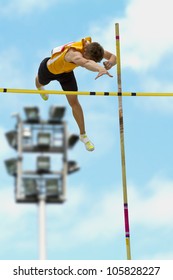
[{"xmin": 0, "ymin": 0, "xmax": 173, "ymax": 260}]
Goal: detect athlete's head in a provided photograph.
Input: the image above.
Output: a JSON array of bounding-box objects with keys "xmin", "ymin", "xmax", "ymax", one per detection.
[{"xmin": 84, "ymin": 42, "xmax": 104, "ymax": 62}]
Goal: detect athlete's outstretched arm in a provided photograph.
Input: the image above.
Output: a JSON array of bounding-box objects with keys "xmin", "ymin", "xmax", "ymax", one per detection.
[{"xmin": 65, "ymin": 49, "xmax": 113, "ymax": 79}]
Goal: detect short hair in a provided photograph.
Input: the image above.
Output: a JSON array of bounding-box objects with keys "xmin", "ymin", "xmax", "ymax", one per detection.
[{"xmin": 85, "ymin": 42, "xmax": 104, "ymax": 62}]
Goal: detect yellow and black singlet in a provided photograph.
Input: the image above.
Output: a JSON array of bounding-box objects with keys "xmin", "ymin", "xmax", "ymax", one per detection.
[{"xmin": 47, "ymin": 37, "xmax": 92, "ymax": 74}]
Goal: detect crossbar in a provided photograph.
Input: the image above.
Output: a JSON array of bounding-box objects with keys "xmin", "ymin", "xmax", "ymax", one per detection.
[{"xmin": 1, "ymin": 88, "xmax": 173, "ymax": 96}]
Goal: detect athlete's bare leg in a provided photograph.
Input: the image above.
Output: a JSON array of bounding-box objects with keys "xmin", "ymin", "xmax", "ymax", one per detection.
[
  {"xmin": 66, "ymin": 95, "xmax": 85, "ymax": 134},
  {"xmin": 35, "ymin": 76, "xmax": 49, "ymax": 101},
  {"xmin": 66, "ymin": 95, "xmax": 94, "ymax": 151}
]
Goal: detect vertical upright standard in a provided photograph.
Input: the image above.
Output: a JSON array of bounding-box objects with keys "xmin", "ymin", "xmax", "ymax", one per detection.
[{"xmin": 115, "ymin": 23, "xmax": 131, "ymax": 260}]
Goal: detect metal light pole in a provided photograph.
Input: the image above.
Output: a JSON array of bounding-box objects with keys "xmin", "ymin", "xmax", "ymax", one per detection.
[
  {"xmin": 38, "ymin": 194, "xmax": 46, "ymax": 260},
  {"xmin": 5, "ymin": 106, "xmax": 79, "ymax": 260}
]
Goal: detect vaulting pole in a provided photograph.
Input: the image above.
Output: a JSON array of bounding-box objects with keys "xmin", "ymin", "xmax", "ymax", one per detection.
[{"xmin": 115, "ymin": 23, "xmax": 131, "ymax": 260}]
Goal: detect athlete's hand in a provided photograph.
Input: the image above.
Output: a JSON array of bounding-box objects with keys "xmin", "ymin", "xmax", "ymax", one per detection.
[
  {"xmin": 103, "ymin": 61, "xmax": 113, "ymax": 70},
  {"xmin": 95, "ymin": 69, "xmax": 113, "ymax": 80}
]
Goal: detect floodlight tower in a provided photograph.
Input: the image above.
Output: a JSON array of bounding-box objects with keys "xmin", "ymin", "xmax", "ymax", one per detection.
[{"xmin": 5, "ymin": 106, "xmax": 79, "ymax": 260}]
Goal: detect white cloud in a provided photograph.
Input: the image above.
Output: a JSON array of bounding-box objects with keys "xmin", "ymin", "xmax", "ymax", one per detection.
[
  {"xmin": 129, "ymin": 176, "xmax": 173, "ymax": 227},
  {"xmin": 89, "ymin": 0, "xmax": 173, "ymax": 115},
  {"xmin": 132, "ymin": 76, "xmax": 173, "ymax": 115},
  {"xmin": 0, "ymin": 176, "xmax": 173, "ymax": 259},
  {"xmin": 151, "ymin": 252, "xmax": 173, "ymax": 260},
  {"xmin": 120, "ymin": 0, "xmax": 173, "ymax": 70},
  {"xmin": 90, "ymin": 0, "xmax": 173, "ymax": 71},
  {"xmin": 47, "ymin": 175, "xmax": 173, "ymax": 252},
  {"xmin": 0, "ymin": 188, "xmax": 34, "ymax": 220},
  {"xmin": 0, "ymin": 175, "xmax": 173, "ymax": 258},
  {"xmin": 135, "ymin": 96, "xmax": 173, "ymax": 116},
  {"xmin": 0, "ymin": 177, "xmax": 173, "ymax": 242},
  {"xmin": 47, "ymin": 185, "xmax": 123, "ymax": 249},
  {"xmin": 0, "ymin": 188, "xmax": 36, "ymax": 243}
]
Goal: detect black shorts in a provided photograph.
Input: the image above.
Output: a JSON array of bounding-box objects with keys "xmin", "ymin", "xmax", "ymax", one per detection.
[{"xmin": 37, "ymin": 57, "xmax": 78, "ymax": 91}]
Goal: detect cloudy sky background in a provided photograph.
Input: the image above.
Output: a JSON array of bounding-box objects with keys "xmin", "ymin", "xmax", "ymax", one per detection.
[{"xmin": 0, "ymin": 0, "xmax": 173, "ymax": 260}]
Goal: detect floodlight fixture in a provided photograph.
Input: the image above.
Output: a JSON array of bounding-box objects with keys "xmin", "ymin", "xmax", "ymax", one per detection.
[
  {"xmin": 37, "ymin": 156, "xmax": 50, "ymax": 173},
  {"xmin": 4, "ymin": 158, "xmax": 18, "ymax": 176},
  {"xmin": 67, "ymin": 160, "xmax": 80, "ymax": 174},
  {"xmin": 22, "ymin": 127, "xmax": 32, "ymax": 146},
  {"xmin": 5, "ymin": 130, "xmax": 17, "ymax": 149},
  {"xmin": 52, "ymin": 133, "xmax": 63, "ymax": 147},
  {"xmin": 23, "ymin": 178, "xmax": 38, "ymax": 196},
  {"xmin": 23, "ymin": 127, "xmax": 32, "ymax": 138},
  {"xmin": 68, "ymin": 134, "xmax": 79, "ymax": 148},
  {"xmin": 49, "ymin": 106, "xmax": 66, "ymax": 122},
  {"xmin": 24, "ymin": 106, "xmax": 40, "ymax": 123},
  {"xmin": 46, "ymin": 179, "xmax": 59, "ymax": 196},
  {"xmin": 37, "ymin": 132, "xmax": 51, "ymax": 147}
]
